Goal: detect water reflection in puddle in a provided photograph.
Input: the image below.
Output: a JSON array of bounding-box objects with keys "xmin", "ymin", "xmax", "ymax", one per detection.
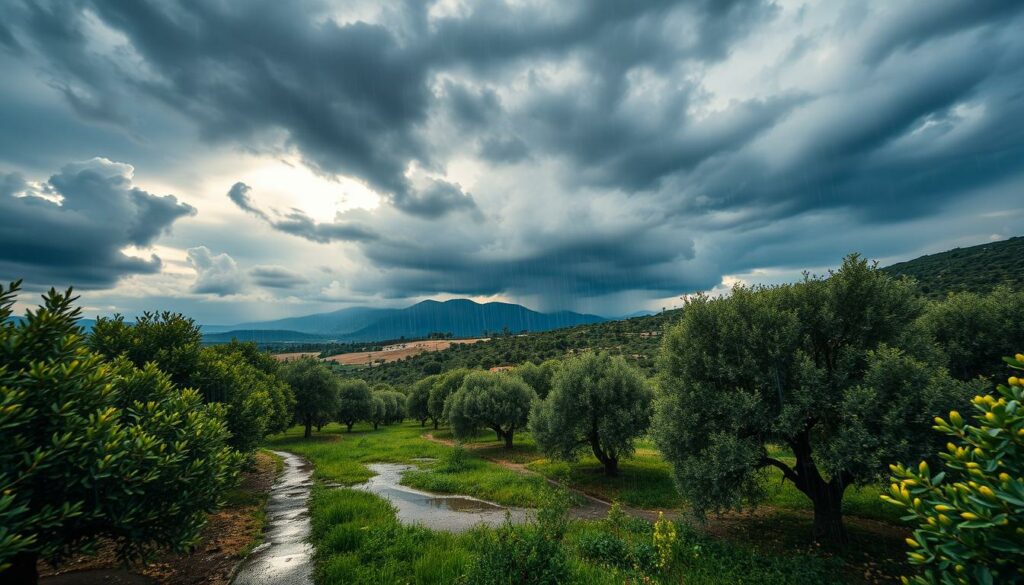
[{"xmin": 351, "ymin": 463, "xmax": 532, "ymax": 532}]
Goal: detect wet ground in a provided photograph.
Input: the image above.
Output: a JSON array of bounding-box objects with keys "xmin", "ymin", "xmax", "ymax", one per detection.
[
  {"xmin": 231, "ymin": 451, "xmax": 314, "ymax": 585},
  {"xmin": 352, "ymin": 463, "xmax": 533, "ymax": 531}
]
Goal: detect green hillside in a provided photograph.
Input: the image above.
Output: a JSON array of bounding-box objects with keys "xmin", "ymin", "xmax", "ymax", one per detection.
[
  {"xmin": 882, "ymin": 236, "xmax": 1023, "ymax": 299},
  {"xmin": 334, "ymin": 309, "xmax": 682, "ymax": 387}
]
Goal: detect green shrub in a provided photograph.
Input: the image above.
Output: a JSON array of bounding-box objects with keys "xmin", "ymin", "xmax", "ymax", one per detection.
[
  {"xmin": 883, "ymin": 353, "xmax": 1024, "ymax": 584},
  {"xmin": 463, "ymin": 490, "xmax": 570, "ymax": 585},
  {"xmin": 90, "ymin": 312, "xmax": 294, "ymax": 452},
  {"xmin": 0, "ymin": 282, "xmax": 240, "ymax": 582}
]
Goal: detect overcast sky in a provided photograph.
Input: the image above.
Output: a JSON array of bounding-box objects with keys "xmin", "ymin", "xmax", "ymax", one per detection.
[{"xmin": 2, "ymin": 0, "xmax": 1023, "ymax": 323}]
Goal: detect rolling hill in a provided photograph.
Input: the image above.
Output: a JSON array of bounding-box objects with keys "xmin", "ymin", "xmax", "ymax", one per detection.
[
  {"xmin": 204, "ymin": 299, "xmax": 607, "ymax": 343},
  {"xmin": 882, "ymin": 236, "xmax": 1023, "ymax": 299}
]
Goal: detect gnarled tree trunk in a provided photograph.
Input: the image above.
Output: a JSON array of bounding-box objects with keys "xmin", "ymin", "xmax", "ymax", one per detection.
[
  {"xmin": 765, "ymin": 430, "xmax": 850, "ymax": 545},
  {"xmin": 589, "ymin": 433, "xmax": 619, "ymax": 476}
]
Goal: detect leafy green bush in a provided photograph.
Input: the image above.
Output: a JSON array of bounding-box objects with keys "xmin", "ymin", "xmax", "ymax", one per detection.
[
  {"xmin": 883, "ymin": 353, "xmax": 1024, "ymax": 584},
  {"xmin": 90, "ymin": 313, "xmax": 294, "ymax": 452},
  {"xmin": 463, "ymin": 491, "xmax": 570, "ymax": 585},
  {"xmin": 0, "ymin": 282, "xmax": 240, "ymax": 582}
]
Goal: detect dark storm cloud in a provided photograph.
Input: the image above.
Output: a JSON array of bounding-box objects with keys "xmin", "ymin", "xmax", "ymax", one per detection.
[
  {"xmin": 0, "ymin": 158, "xmax": 195, "ymax": 288},
  {"xmin": 4, "ymin": 0, "xmax": 1024, "ymax": 310},
  {"xmin": 250, "ymin": 266, "xmax": 309, "ymax": 289},
  {"xmin": 862, "ymin": 1, "xmax": 1024, "ymax": 65},
  {"xmin": 227, "ymin": 182, "xmax": 379, "ymax": 244},
  {"xmin": 7, "ymin": 0, "xmax": 774, "ymax": 205},
  {"xmin": 391, "ymin": 179, "xmax": 480, "ymax": 219}
]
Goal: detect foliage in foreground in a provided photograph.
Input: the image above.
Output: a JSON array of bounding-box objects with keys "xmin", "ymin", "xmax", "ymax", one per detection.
[
  {"xmin": 531, "ymin": 352, "xmax": 652, "ymax": 476},
  {"xmin": 884, "ymin": 353, "xmax": 1024, "ymax": 584},
  {"xmin": 90, "ymin": 313, "xmax": 293, "ymax": 452},
  {"xmin": 308, "ymin": 481, "xmax": 840, "ymax": 585},
  {"xmin": 654, "ymin": 255, "xmax": 975, "ymax": 544},
  {"xmin": 0, "ymin": 282, "xmax": 239, "ymax": 583}
]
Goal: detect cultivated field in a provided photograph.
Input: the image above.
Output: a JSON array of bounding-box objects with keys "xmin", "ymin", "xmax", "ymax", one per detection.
[
  {"xmin": 271, "ymin": 351, "xmax": 322, "ymax": 362},
  {"xmin": 323, "ymin": 338, "xmax": 490, "ymax": 365}
]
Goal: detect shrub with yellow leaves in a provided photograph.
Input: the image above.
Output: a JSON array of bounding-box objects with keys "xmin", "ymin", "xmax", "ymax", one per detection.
[{"xmin": 882, "ymin": 353, "xmax": 1024, "ymax": 584}]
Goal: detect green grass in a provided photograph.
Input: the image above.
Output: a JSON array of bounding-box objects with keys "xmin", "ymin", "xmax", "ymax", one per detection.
[
  {"xmin": 267, "ymin": 421, "xmax": 909, "ymax": 584},
  {"xmin": 265, "ymin": 421, "xmax": 550, "ymax": 506},
  {"xmin": 436, "ymin": 430, "xmax": 901, "ymax": 522},
  {"xmin": 307, "ymin": 476, "xmax": 844, "ymax": 585}
]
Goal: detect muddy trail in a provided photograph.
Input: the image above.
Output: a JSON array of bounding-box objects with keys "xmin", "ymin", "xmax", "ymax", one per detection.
[{"xmin": 231, "ymin": 451, "xmax": 314, "ymax": 585}]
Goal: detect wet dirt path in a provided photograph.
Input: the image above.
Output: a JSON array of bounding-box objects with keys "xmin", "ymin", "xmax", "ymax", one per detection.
[{"xmin": 231, "ymin": 451, "xmax": 314, "ymax": 585}]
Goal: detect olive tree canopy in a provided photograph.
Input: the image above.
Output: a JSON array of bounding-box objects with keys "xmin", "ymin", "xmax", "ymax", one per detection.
[
  {"xmin": 337, "ymin": 379, "xmax": 374, "ymax": 432},
  {"xmin": 530, "ymin": 352, "xmax": 652, "ymax": 476},
  {"xmin": 278, "ymin": 357, "xmax": 339, "ymax": 438},
  {"xmin": 653, "ymin": 255, "xmax": 973, "ymax": 544},
  {"xmin": 447, "ymin": 371, "xmax": 534, "ymax": 449}
]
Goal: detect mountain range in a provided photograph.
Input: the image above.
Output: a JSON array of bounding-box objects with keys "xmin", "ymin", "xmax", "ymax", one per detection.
[{"xmin": 202, "ymin": 299, "xmax": 607, "ymax": 343}]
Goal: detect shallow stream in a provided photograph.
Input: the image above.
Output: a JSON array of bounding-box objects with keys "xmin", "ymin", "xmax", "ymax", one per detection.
[{"xmin": 351, "ymin": 462, "xmax": 533, "ymax": 532}]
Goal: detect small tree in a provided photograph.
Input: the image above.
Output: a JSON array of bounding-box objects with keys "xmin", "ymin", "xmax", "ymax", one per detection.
[
  {"xmin": 531, "ymin": 353, "xmax": 652, "ymax": 476},
  {"xmin": 515, "ymin": 359, "xmax": 560, "ymax": 399},
  {"xmin": 883, "ymin": 353, "xmax": 1024, "ymax": 584},
  {"xmin": 428, "ymin": 368, "xmax": 470, "ymax": 429},
  {"xmin": 369, "ymin": 394, "xmax": 387, "ymax": 430},
  {"xmin": 407, "ymin": 377, "xmax": 433, "ymax": 426},
  {"xmin": 448, "ymin": 371, "xmax": 534, "ymax": 449},
  {"xmin": 337, "ymin": 379, "xmax": 373, "ymax": 432},
  {"xmin": 653, "ymin": 255, "xmax": 974, "ymax": 544},
  {"xmin": 383, "ymin": 390, "xmax": 407, "ymax": 423},
  {"xmin": 278, "ymin": 357, "xmax": 339, "ymax": 439},
  {"xmin": 0, "ymin": 282, "xmax": 240, "ymax": 583}
]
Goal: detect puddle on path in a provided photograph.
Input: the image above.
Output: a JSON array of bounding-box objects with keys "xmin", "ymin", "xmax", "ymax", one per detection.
[
  {"xmin": 231, "ymin": 451, "xmax": 314, "ymax": 585},
  {"xmin": 352, "ymin": 463, "xmax": 532, "ymax": 532}
]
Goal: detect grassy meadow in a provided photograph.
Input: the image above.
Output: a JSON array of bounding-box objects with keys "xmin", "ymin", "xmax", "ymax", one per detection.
[{"xmin": 265, "ymin": 420, "xmax": 910, "ymax": 584}]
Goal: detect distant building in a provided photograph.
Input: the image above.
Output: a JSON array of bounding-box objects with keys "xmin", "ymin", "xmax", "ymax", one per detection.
[{"xmin": 489, "ymin": 365, "xmax": 515, "ymax": 372}]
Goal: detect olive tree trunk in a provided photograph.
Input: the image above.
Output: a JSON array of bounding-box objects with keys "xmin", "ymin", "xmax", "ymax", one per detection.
[
  {"xmin": 589, "ymin": 433, "xmax": 619, "ymax": 476},
  {"xmin": 766, "ymin": 432, "xmax": 850, "ymax": 545}
]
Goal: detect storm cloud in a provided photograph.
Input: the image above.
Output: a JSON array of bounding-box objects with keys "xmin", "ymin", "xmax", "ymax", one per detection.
[
  {"xmin": 0, "ymin": 158, "xmax": 195, "ymax": 288},
  {"xmin": 2, "ymin": 1, "xmax": 1024, "ymax": 318}
]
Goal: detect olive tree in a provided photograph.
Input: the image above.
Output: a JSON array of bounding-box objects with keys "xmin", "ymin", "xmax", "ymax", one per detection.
[
  {"xmin": 337, "ymin": 379, "xmax": 373, "ymax": 432},
  {"xmin": 530, "ymin": 353, "xmax": 652, "ymax": 476},
  {"xmin": 407, "ymin": 377, "xmax": 433, "ymax": 426},
  {"xmin": 447, "ymin": 371, "xmax": 535, "ymax": 449},
  {"xmin": 369, "ymin": 394, "xmax": 387, "ymax": 430},
  {"xmin": 919, "ymin": 286, "xmax": 1024, "ymax": 382},
  {"xmin": 428, "ymin": 368, "xmax": 470, "ymax": 428},
  {"xmin": 653, "ymin": 255, "xmax": 973, "ymax": 544},
  {"xmin": 515, "ymin": 359, "xmax": 561, "ymax": 399},
  {"xmin": 0, "ymin": 283, "xmax": 240, "ymax": 584},
  {"xmin": 278, "ymin": 357, "xmax": 339, "ymax": 438}
]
